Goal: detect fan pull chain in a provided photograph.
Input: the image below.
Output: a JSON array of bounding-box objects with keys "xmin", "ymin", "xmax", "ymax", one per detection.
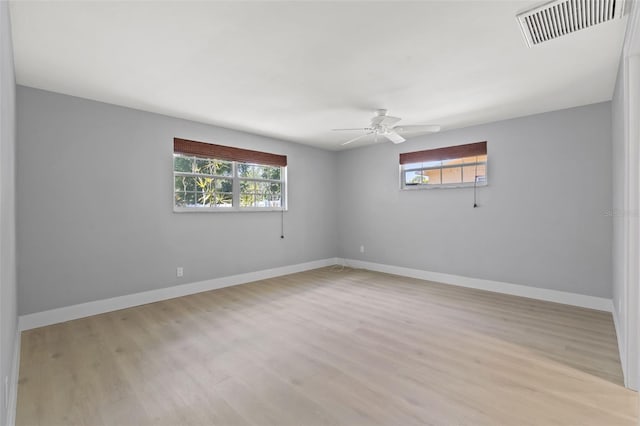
[{"xmin": 473, "ymin": 158, "xmax": 478, "ymax": 208}]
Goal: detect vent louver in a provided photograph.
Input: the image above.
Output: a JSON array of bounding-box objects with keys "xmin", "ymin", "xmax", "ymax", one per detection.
[{"xmin": 517, "ymin": 0, "xmax": 625, "ymax": 47}]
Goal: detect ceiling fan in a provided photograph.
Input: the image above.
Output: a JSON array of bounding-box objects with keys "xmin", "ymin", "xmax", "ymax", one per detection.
[{"xmin": 333, "ymin": 109, "xmax": 441, "ymax": 146}]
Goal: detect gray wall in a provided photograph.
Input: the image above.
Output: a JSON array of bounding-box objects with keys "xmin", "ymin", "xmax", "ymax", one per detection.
[
  {"xmin": 0, "ymin": 0, "xmax": 17, "ymax": 423},
  {"xmin": 16, "ymin": 86, "xmax": 615, "ymax": 317},
  {"xmin": 337, "ymin": 103, "xmax": 613, "ymax": 298},
  {"xmin": 16, "ymin": 86, "xmax": 338, "ymax": 315}
]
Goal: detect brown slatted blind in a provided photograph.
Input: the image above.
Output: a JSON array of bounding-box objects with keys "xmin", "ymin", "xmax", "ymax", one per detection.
[
  {"xmin": 399, "ymin": 141, "xmax": 487, "ymax": 165},
  {"xmin": 174, "ymin": 138, "xmax": 287, "ymax": 167}
]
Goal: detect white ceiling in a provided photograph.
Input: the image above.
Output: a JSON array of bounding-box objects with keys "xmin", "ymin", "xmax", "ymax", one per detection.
[{"xmin": 9, "ymin": 0, "xmax": 628, "ymax": 150}]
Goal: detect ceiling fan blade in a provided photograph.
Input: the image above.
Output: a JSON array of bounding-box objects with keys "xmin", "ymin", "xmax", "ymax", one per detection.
[
  {"xmin": 393, "ymin": 124, "xmax": 441, "ymax": 134},
  {"xmin": 341, "ymin": 132, "xmax": 373, "ymax": 146},
  {"xmin": 384, "ymin": 131, "xmax": 406, "ymax": 144},
  {"xmin": 371, "ymin": 115, "xmax": 401, "ymax": 127},
  {"xmin": 331, "ymin": 127, "xmax": 373, "ymax": 132}
]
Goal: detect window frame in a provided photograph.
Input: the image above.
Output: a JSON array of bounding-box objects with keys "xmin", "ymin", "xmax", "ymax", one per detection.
[
  {"xmin": 173, "ymin": 154, "xmax": 287, "ymax": 213},
  {"xmin": 236, "ymin": 162, "xmax": 287, "ymax": 211},
  {"xmin": 399, "ymin": 141, "xmax": 488, "ymax": 190}
]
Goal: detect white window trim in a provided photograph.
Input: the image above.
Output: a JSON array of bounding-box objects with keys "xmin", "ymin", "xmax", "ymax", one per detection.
[{"xmin": 173, "ymin": 156, "xmax": 288, "ymax": 212}]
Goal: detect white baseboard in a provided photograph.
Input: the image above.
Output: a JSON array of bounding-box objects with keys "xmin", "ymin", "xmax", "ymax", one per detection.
[
  {"xmin": 6, "ymin": 328, "xmax": 20, "ymax": 426},
  {"xmin": 612, "ymin": 307, "xmax": 627, "ymax": 386},
  {"xmin": 341, "ymin": 258, "xmax": 613, "ymax": 312},
  {"xmin": 18, "ymin": 256, "xmax": 612, "ymax": 332},
  {"xmin": 18, "ymin": 258, "xmax": 341, "ymax": 331}
]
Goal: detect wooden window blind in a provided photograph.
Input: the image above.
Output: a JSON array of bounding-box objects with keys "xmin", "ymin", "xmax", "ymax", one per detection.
[
  {"xmin": 174, "ymin": 138, "xmax": 287, "ymax": 167},
  {"xmin": 399, "ymin": 141, "xmax": 487, "ymax": 165}
]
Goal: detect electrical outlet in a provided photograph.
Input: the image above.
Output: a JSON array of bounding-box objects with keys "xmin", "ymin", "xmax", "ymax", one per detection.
[
  {"xmin": 176, "ymin": 267, "xmax": 184, "ymax": 278},
  {"xmin": 360, "ymin": 245, "xmax": 365, "ymax": 253}
]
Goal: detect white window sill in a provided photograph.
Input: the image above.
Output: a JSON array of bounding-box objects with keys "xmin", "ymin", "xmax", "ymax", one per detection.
[
  {"xmin": 173, "ymin": 207, "xmax": 288, "ymax": 213},
  {"xmin": 401, "ymin": 182, "xmax": 488, "ymax": 190}
]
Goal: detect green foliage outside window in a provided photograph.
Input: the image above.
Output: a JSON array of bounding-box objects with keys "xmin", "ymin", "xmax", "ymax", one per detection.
[{"xmin": 173, "ymin": 154, "xmax": 284, "ymax": 209}]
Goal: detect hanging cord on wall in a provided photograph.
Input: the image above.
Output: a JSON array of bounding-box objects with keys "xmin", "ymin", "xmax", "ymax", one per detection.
[
  {"xmin": 473, "ymin": 159, "xmax": 478, "ymax": 208},
  {"xmin": 280, "ymin": 207, "xmax": 285, "ymax": 239}
]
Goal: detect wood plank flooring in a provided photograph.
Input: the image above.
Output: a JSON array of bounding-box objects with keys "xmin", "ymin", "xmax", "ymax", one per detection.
[{"xmin": 16, "ymin": 267, "xmax": 638, "ymax": 425}]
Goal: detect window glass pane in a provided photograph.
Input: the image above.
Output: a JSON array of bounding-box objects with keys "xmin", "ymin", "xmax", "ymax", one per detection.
[
  {"xmin": 255, "ymin": 181, "xmax": 271, "ymax": 194},
  {"xmin": 240, "ymin": 193, "xmax": 255, "ymax": 207},
  {"xmin": 254, "ymin": 192, "xmax": 267, "ymax": 207},
  {"xmin": 462, "ymin": 165, "xmax": 477, "ymax": 183},
  {"xmin": 197, "ymin": 191, "xmax": 213, "ymax": 207},
  {"xmin": 197, "ymin": 181, "xmax": 220, "ymax": 206},
  {"xmin": 237, "ymin": 164, "xmax": 281, "ymax": 180},
  {"xmin": 404, "ymin": 162, "xmax": 423, "ymax": 170},
  {"xmin": 423, "ymin": 169, "xmax": 442, "ymax": 185},
  {"xmin": 441, "ymin": 166, "xmax": 462, "ymax": 184},
  {"xmin": 196, "ymin": 176, "xmax": 214, "ymax": 192},
  {"xmin": 462, "ymin": 164, "xmax": 486, "ymax": 183},
  {"xmin": 238, "ymin": 163, "xmax": 256, "ymax": 178},
  {"xmin": 237, "ymin": 163, "xmax": 248, "ymax": 178},
  {"xmin": 261, "ymin": 166, "xmax": 281, "ymax": 180},
  {"xmin": 477, "ymin": 164, "xmax": 487, "ymax": 180},
  {"xmin": 174, "ymin": 176, "xmax": 185, "ymax": 191},
  {"xmin": 185, "ymin": 176, "xmax": 198, "ymax": 192},
  {"xmin": 405, "ymin": 161, "xmax": 441, "ymax": 169},
  {"xmin": 253, "ymin": 192, "xmax": 282, "ymax": 208},
  {"xmin": 174, "ymin": 155, "xmax": 194, "ymax": 173},
  {"xmin": 194, "ymin": 158, "xmax": 209, "ymax": 174},
  {"xmin": 174, "ymin": 176, "xmax": 197, "ymax": 192},
  {"xmin": 216, "ymin": 179, "xmax": 233, "ymax": 192},
  {"xmin": 267, "ymin": 182, "xmax": 282, "ymax": 195},
  {"xmin": 240, "ymin": 180, "xmax": 258, "ymax": 193},
  {"xmin": 217, "ymin": 160, "xmax": 233, "ymax": 176},
  {"xmin": 194, "ymin": 158, "xmax": 232, "ymax": 176},
  {"xmin": 217, "ymin": 193, "xmax": 233, "ymax": 207},
  {"xmin": 175, "ymin": 191, "xmax": 187, "ymax": 207},
  {"xmin": 442, "ymin": 158, "xmax": 464, "ymax": 166},
  {"xmin": 266, "ymin": 194, "xmax": 282, "ymax": 208},
  {"xmin": 184, "ymin": 192, "xmax": 196, "ymax": 206},
  {"xmin": 462, "ymin": 155, "xmax": 487, "ymax": 164},
  {"xmin": 405, "ymin": 170, "xmax": 428, "ymax": 185}
]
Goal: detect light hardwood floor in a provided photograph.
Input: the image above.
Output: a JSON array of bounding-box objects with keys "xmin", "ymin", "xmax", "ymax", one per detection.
[{"xmin": 16, "ymin": 267, "xmax": 638, "ymax": 425}]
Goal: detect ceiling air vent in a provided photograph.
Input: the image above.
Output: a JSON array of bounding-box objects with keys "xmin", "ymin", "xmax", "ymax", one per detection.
[{"xmin": 517, "ymin": 0, "xmax": 625, "ymax": 47}]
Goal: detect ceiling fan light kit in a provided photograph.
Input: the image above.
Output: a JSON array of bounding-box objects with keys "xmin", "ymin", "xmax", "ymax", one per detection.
[{"xmin": 333, "ymin": 109, "xmax": 441, "ymax": 146}]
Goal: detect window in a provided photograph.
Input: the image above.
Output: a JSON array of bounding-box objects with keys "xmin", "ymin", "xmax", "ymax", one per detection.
[
  {"xmin": 173, "ymin": 138, "xmax": 287, "ymax": 211},
  {"xmin": 400, "ymin": 141, "xmax": 487, "ymax": 189}
]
